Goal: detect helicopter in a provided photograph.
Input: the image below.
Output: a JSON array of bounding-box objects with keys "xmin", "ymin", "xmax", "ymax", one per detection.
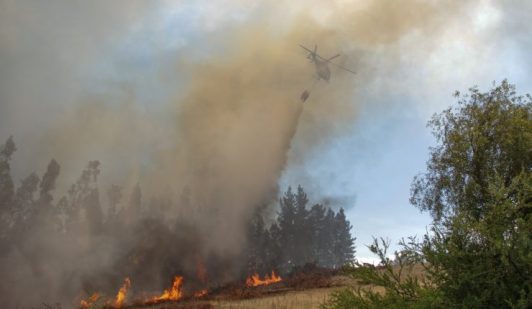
[
  {"xmin": 299, "ymin": 44, "xmax": 355, "ymax": 102},
  {"xmin": 299, "ymin": 44, "xmax": 356, "ymax": 82}
]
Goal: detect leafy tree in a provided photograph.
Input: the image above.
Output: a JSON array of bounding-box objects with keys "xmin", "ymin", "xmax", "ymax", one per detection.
[
  {"xmin": 325, "ymin": 80, "xmax": 531, "ymax": 308},
  {"xmin": 411, "ymin": 80, "xmax": 530, "ymax": 221},
  {"xmin": 410, "ymin": 81, "xmax": 531, "ymax": 308}
]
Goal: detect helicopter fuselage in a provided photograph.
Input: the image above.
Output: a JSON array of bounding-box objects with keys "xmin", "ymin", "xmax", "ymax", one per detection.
[
  {"xmin": 315, "ymin": 59, "xmax": 331, "ymax": 82},
  {"xmin": 309, "ymin": 55, "xmax": 331, "ymax": 82}
]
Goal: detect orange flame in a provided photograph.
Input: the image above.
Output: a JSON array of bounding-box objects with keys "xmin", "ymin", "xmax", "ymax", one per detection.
[
  {"xmin": 112, "ymin": 277, "xmax": 131, "ymax": 308},
  {"xmin": 194, "ymin": 289, "xmax": 208, "ymax": 298},
  {"xmin": 152, "ymin": 276, "xmax": 183, "ymax": 302},
  {"xmin": 246, "ymin": 270, "xmax": 282, "ymax": 287},
  {"xmin": 80, "ymin": 293, "xmax": 100, "ymax": 308}
]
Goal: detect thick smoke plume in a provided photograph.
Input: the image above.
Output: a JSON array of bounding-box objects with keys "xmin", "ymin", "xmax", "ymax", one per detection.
[{"xmin": 0, "ymin": 0, "xmax": 485, "ymax": 307}]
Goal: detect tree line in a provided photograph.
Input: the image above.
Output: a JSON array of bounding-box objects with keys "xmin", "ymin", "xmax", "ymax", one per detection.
[
  {"xmin": 246, "ymin": 186, "xmax": 355, "ymax": 275},
  {"xmin": 0, "ymin": 141, "xmax": 355, "ymax": 272},
  {"xmin": 0, "ymin": 136, "xmax": 357, "ymax": 306}
]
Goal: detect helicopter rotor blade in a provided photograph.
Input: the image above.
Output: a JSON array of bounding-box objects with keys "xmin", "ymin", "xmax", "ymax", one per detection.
[
  {"xmin": 299, "ymin": 44, "xmax": 356, "ymax": 74},
  {"xmin": 327, "ymin": 61, "xmax": 356, "ymax": 74},
  {"xmin": 299, "ymin": 44, "xmax": 314, "ymax": 55},
  {"xmin": 327, "ymin": 54, "xmax": 340, "ymax": 61}
]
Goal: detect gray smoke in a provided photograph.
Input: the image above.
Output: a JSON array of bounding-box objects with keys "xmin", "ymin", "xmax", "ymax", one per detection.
[{"xmin": 3, "ymin": 0, "xmax": 528, "ymax": 307}]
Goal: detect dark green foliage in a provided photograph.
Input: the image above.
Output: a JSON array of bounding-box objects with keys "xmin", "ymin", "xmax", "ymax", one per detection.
[
  {"xmin": 247, "ymin": 212, "xmax": 271, "ymax": 274},
  {"xmin": 421, "ymin": 172, "xmax": 532, "ymax": 308},
  {"xmin": 277, "ymin": 186, "xmax": 298, "ymax": 271},
  {"xmin": 294, "ymin": 186, "xmax": 313, "ymax": 264},
  {"xmin": 309, "ymin": 204, "xmax": 330, "ymax": 265},
  {"xmin": 266, "ymin": 222, "xmax": 284, "ymax": 271},
  {"xmin": 247, "ymin": 186, "xmax": 356, "ymax": 274},
  {"xmin": 411, "ymin": 80, "xmax": 531, "ymax": 221},
  {"xmin": 412, "ymin": 81, "xmax": 532, "ymax": 308},
  {"xmin": 334, "ymin": 208, "xmax": 356, "ymax": 267}
]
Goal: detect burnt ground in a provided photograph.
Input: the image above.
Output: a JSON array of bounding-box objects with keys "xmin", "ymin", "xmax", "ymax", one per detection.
[{"xmin": 123, "ymin": 265, "xmax": 351, "ymax": 309}]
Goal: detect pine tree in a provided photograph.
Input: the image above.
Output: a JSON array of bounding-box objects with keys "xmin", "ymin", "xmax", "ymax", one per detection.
[
  {"xmin": 247, "ymin": 212, "xmax": 270, "ymax": 274},
  {"xmin": 277, "ymin": 186, "xmax": 297, "ymax": 272},
  {"xmin": 333, "ymin": 208, "xmax": 355, "ymax": 267},
  {"xmin": 322, "ymin": 208, "xmax": 337, "ymax": 268},
  {"xmin": 308, "ymin": 203, "xmax": 327, "ymax": 265},
  {"xmin": 293, "ymin": 186, "xmax": 312, "ymax": 264},
  {"xmin": 267, "ymin": 222, "xmax": 283, "ymax": 273}
]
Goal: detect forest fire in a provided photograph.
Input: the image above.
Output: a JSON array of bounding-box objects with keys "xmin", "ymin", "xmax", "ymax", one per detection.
[
  {"xmin": 246, "ymin": 271, "xmax": 282, "ymax": 287},
  {"xmin": 75, "ymin": 266, "xmax": 341, "ymax": 308},
  {"xmin": 80, "ymin": 293, "xmax": 100, "ymax": 308},
  {"xmin": 112, "ymin": 277, "xmax": 131, "ymax": 308},
  {"xmin": 151, "ymin": 276, "xmax": 183, "ymax": 302},
  {"xmin": 194, "ymin": 289, "xmax": 208, "ymax": 298}
]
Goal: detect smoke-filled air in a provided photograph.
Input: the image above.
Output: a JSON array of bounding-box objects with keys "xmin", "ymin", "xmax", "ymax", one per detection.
[{"xmin": 1, "ymin": 0, "xmax": 530, "ymax": 308}]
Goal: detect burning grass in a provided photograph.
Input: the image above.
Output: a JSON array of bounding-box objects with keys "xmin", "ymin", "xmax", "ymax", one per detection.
[
  {"xmin": 150, "ymin": 276, "xmax": 184, "ymax": 303},
  {"xmin": 114, "ymin": 278, "xmax": 132, "ymax": 308},
  {"xmin": 245, "ymin": 271, "xmax": 282, "ymax": 287},
  {"xmin": 77, "ymin": 265, "xmax": 350, "ymax": 308}
]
